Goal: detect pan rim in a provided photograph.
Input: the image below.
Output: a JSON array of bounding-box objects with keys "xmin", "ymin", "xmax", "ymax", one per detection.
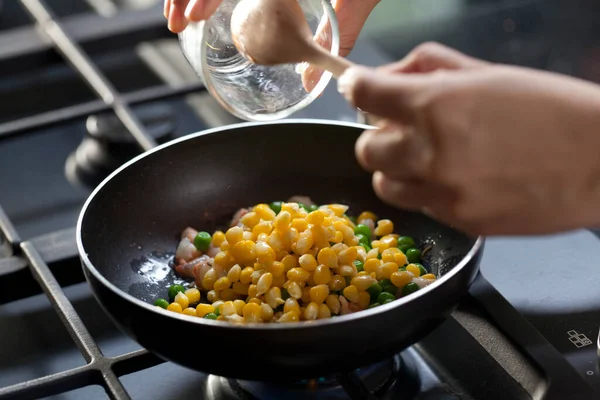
[{"xmin": 76, "ymin": 118, "xmax": 485, "ymax": 331}]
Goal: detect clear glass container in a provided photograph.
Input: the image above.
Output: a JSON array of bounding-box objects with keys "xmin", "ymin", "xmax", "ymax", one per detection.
[{"xmin": 179, "ymin": 0, "xmax": 340, "ymax": 121}]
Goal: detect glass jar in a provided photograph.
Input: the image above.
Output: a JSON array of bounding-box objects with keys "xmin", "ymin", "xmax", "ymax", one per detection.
[{"xmin": 179, "ymin": 0, "xmax": 340, "ymax": 121}]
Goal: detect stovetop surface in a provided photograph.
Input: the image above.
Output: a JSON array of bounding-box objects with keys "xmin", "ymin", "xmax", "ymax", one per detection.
[{"xmin": 1, "ymin": 1, "xmax": 600, "ymax": 399}]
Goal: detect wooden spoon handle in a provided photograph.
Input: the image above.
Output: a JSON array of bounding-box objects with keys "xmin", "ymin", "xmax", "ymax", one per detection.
[{"xmin": 310, "ymin": 45, "xmax": 355, "ymax": 78}]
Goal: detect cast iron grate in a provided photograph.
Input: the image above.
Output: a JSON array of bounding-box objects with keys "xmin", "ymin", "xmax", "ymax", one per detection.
[{"xmin": 0, "ymin": 1, "xmax": 375, "ymax": 399}]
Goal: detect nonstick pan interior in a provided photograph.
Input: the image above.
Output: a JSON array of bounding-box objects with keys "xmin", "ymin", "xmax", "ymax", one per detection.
[{"xmin": 77, "ymin": 119, "xmax": 483, "ymax": 380}]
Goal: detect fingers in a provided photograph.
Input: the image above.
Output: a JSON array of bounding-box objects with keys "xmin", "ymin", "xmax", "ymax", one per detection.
[
  {"xmin": 372, "ymin": 172, "xmax": 452, "ymax": 211},
  {"xmin": 379, "ymin": 42, "xmax": 489, "ymax": 75},
  {"xmin": 167, "ymin": 0, "xmax": 189, "ymax": 33},
  {"xmin": 355, "ymin": 124, "xmax": 434, "ymax": 178},
  {"xmin": 333, "ymin": 0, "xmax": 381, "ymax": 56},
  {"xmin": 185, "ymin": 0, "xmax": 222, "ymax": 22},
  {"xmin": 338, "ymin": 66, "xmax": 427, "ymax": 121}
]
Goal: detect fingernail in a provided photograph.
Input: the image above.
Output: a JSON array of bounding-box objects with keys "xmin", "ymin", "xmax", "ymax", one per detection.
[
  {"xmin": 337, "ymin": 66, "xmax": 363, "ymax": 103},
  {"xmin": 185, "ymin": 0, "xmax": 205, "ymax": 21}
]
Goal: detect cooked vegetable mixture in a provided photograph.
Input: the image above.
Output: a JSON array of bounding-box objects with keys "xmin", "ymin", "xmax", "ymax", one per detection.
[{"xmin": 153, "ymin": 198, "xmax": 436, "ymax": 323}]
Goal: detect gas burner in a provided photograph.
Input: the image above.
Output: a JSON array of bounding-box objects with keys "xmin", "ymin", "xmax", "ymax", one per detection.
[
  {"xmin": 203, "ymin": 355, "xmax": 421, "ymax": 400},
  {"xmin": 65, "ymin": 102, "xmax": 176, "ymax": 190}
]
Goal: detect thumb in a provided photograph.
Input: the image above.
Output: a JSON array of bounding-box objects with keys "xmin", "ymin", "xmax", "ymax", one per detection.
[{"xmin": 337, "ymin": 66, "xmax": 426, "ymax": 122}]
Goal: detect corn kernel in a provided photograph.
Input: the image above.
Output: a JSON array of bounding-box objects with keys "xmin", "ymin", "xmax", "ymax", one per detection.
[
  {"xmin": 304, "ymin": 302, "xmax": 319, "ymax": 320},
  {"xmin": 314, "ymin": 264, "xmax": 332, "ymax": 285},
  {"xmin": 255, "ymin": 241, "xmax": 276, "ymax": 263},
  {"xmin": 295, "ymin": 229, "xmax": 314, "ymax": 255},
  {"xmin": 254, "ymin": 203, "xmax": 276, "ymax": 220},
  {"xmin": 231, "ymin": 240, "xmax": 256, "ymax": 265},
  {"xmin": 364, "ymin": 258, "xmax": 381, "ymax": 274},
  {"xmin": 240, "ymin": 211, "xmax": 260, "ymax": 228},
  {"xmin": 283, "ymin": 227, "xmax": 299, "ymax": 249},
  {"xmin": 281, "ymin": 202, "xmax": 300, "ymax": 217},
  {"xmin": 248, "ymin": 284, "xmax": 259, "ymax": 298},
  {"xmin": 220, "ymin": 288, "xmax": 237, "ymax": 301},
  {"xmin": 391, "ymin": 271, "xmax": 413, "ymax": 288},
  {"xmin": 214, "ymin": 251, "xmax": 234, "ymax": 268},
  {"xmin": 351, "ymin": 275, "xmax": 376, "ymax": 291},
  {"xmin": 274, "ymin": 211, "xmax": 291, "ymax": 231},
  {"xmin": 317, "ymin": 247, "xmax": 338, "ymax": 269},
  {"xmin": 371, "ymin": 240, "xmax": 390, "ymax": 253},
  {"xmin": 287, "ymin": 267, "xmax": 311, "ymax": 282},
  {"xmin": 281, "ymin": 254, "xmax": 297, "ymax": 271},
  {"xmin": 227, "ymin": 264, "xmax": 242, "ymax": 283},
  {"xmin": 226, "ymin": 226, "xmax": 244, "ymax": 245},
  {"xmin": 260, "ymin": 303, "xmax": 274, "ymax": 321},
  {"xmin": 251, "ymin": 269, "xmax": 262, "ymax": 284},
  {"xmin": 291, "ymin": 218, "xmax": 309, "ymax": 232},
  {"xmin": 207, "ymin": 290, "xmax": 219, "ymax": 302},
  {"xmin": 326, "ymin": 294, "xmax": 341, "ymax": 315},
  {"xmin": 272, "ymin": 274, "xmax": 286, "ymax": 287},
  {"xmin": 242, "ymin": 231, "xmax": 253, "ymax": 241},
  {"xmin": 310, "ymin": 225, "xmax": 330, "ymax": 248},
  {"xmin": 214, "ymin": 277, "xmax": 231, "ymax": 291},
  {"xmin": 279, "ymin": 310, "xmax": 300, "ymax": 322},
  {"xmin": 174, "ymin": 292, "xmax": 190, "ymax": 309},
  {"xmin": 357, "ymin": 211, "xmax": 377, "ymax": 224},
  {"xmin": 357, "ymin": 291, "xmax": 370, "ymax": 309},
  {"xmin": 196, "ymin": 303, "xmax": 215, "ymax": 317},
  {"xmin": 283, "ymin": 297, "xmax": 300, "ymax": 314},
  {"xmin": 317, "ymin": 303, "xmax": 331, "ymax": 319},
  {"xmin": 256, "ymin": 272, "xmax": 273, "ymax": 296},
  {"xmin": 239, "ymin": 266, "xmax": 254, "ymax": 284},
  {"xmin": 394, "ymin": 252, "xmax": 408, "ymax": 266},
  {"xmin": 334, "ymin": 221, "xmax": 355, "ymax": 245},
  {"xmin": 355, "ymin": 246, "xmax": 367, "ymax": 262},
  {"xmin": 252, "ymin": 221, "xmax": 273, "ymax": 238},
  {"xmin": 212, "ymin": 231, "xmax": 226, "ymax": 247},
  {"xmin": 329, "ymin": 274, "xmax": 346, "ymax": 291},
  {"xmin": 184, "ymin": 288, "xmax": 201, "ymax": 304},
  {"xmin": 339, "ymin": 264, "xmax": 356, "ymax": 277},
  {"xmin": 310, "ymin": 284, "xmax": 329, "ymax": 304},
  {"xmin": 267, "ymin": 261, "xmax": 284, "ymax": 277},
  {"xmin": 358, "ymin": 271, "xmax": 368, "ymax": 276},
  {"xmin": 328, "ymin": 204, "xmax": 349, "ymax": 217},
  {"xmin": 265, "ymin": 286, "xmax": 284, "ymax": 309},
  {"xmin": 406, "ymin": 263, "xmax": 422, "ymax": 277},
  {"xmin": 220, "ymin": 301, "xmax": 237, "ymax": 316},
  {"xmin": 422, "ymin": 273, "xmax": 436, "ymax": 280},
  {"xmin": 301, "ymin": 286, "xmax": 312, "ymax": 303},
  {"xmin": 216, "ymin": 315, "xmax": 226, "ymax": 321},
  {"xmin": 380, "ymin": 235, "xmax": 398, "ymax": 248},
  {"xmin": 267, "ymin": 231, "xmax": 284, "ymax": 252},
  {"xmin": 366, "ymin": 248, "xmax": 379, "ymax": 260},
  {"xmin": 167, "ymin": 302, "xmax": 182, "ymax": 313},
  {"xmin": 242, "ymin": 302, "xmax": 262, "ymax": 322},
  {"xmin": 374, "ymin": 219, "xmax": 394, "ymax": 236},
  {"xmin": 331, "ymin": 243, "xmax": 348, "ymax": 254},
  {"xmin": 232, "ymin": 281, "xmax": 250, "ymax": 295},
  {"xmin": 337, "ymin": 246, "xmax": 358, "ymax": 265},
  {"xmin": 247, "ymin": 297, "xmax": 261, "ymax": 305},
  {"xmin": 287, "ymin": 281, "xmax": 303, "ymax": 299},
  {"xmin": 379, "ymin": 262, "xmax": 399, "ymax": 279},
  {"xmin": 212, "ymin": 300, "xmax": 224, "ymax": 310},
  {"xmin": 232, "ymin": 299, "xmax": 246, "ymax": 315},
  {"xmin": 202, "ymin": 268, "xmax": 217, "ymax": 290},
  {"xmin": 181, "ymin": 307, "xmax": 196, "ymax": 316},
  {"xmin": 343, "ymin": 285, "xmax": 359, "ymax": 303},
  {"xmin": 381, "ymin": 248, "xmax": 400, "ymax": 263},
  {"xmin": 299, "ymin": 254, "xmax": 318, "ymax": 271}
]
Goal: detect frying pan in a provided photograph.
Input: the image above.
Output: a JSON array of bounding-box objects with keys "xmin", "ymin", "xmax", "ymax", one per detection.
[{"xmin": 76, "ymin": 119, "xmax": 484, "ymax": 382}]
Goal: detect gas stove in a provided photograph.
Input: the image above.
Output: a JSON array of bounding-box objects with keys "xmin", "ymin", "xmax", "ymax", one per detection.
[{"xmin": 1, "ymin": 1, "xmax": 600, "ymax": 400}]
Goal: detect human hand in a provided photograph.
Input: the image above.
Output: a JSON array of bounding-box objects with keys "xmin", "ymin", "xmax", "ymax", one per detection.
[
  {"xmin": 164, "ymin": 0, "xmax": 380, "ymax": 91},
  {"xmin": 338, "ymin": 42, "xmax": 600, "ymax": 236}
]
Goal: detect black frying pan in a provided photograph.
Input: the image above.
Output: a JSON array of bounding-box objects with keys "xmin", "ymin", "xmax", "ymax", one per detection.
[{"xmin": 76, "ymin": 119, "xmax": 484, "ymax": 382}]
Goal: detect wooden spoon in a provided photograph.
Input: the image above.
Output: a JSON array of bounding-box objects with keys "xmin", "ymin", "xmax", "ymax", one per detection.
[{"xmin": 230, "ymin": 0, "xmax": 354, "ymax": 78}]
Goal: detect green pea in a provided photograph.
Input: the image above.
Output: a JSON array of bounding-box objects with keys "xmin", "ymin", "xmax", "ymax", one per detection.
[
  {"xmin": 193, "ymin": 231, "xmax": 212, "ymax": 251},
  {"xmin": 154, "ymin": 298, "xmax": 169, "ymax": 309},
  {"xmin": 214, "ymin": 306, "xmax": 221, "ymax": 316},
  {"xmin": 401, "ymin": 282, "xmax": 420, "ymax": 296},
  {"xmin": 168, "ymin": 284, "xmax": 185, "ymax": 302},
  {"xmin": 380, "ymin": 279, "xmax": 396, "ymax": 294},
  {"xmin": 353, "ymin": 260, "xmax": 364, "ymax": 272},
  {"xmin": 413, "ymin": 263, "xmax": 428, "ymax": 276},
  {"xmin": 377, "ymin": 253, "xmax": 382, "ymax": 260},
  {"xmin": 368, "ymin": 302, "xmax": 381, "ymax": 309},
  {"xmin": 377, "ymin": 292, "xmax": 396, "ymax": 304},
  {"xmin": 382, "ymin": 299, "xmax": 394, "ymax": 305},
  {"xmin": 298, "ymin": 203, "xmax": 309, "ymax": 212},
  {"xmin": 204, "ymin": 313, "xmax": 218, "ymax": 320},
  {"xmin": 356, "ymin": 234, "xmax": 370, "ymax": 245},
  {"xmin": 406, "ymin": 248, "xmax": 422, "ymax": 263},
  {"xmin": 397, "ymin": 236, "xmax": 415, "ymax": 248},
  {"xmin": 354, "ymin": 224, "xmax": 372, "ymax": 238},
  {"xmin": 366, "ymin": 283, "xmax": 382, "ymax": 301},
  {"xmin": 281, "ymin": 288, "xmax": 290, "ymax": 300},
  {"xmin": 308, "ymin": 204, "xmax": 319, "ymax": 212},
  {"xmin": 269, "ymin": 201, "xmax": 282, "ymax": 214},
  {"xmin": 361, "ymin": 243, "xmax": 372, "ymax": 253},
  {"xmin": 398, "ymin": 267, "xmax": 407, "ymax": 272}
]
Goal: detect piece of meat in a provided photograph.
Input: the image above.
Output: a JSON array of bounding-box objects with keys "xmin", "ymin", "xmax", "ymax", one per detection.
[
  {"xmin": 181, "ymin": 227, "xmax": 198, "ymax": 242},
  {"xmin": 207, "ymin": 244, "xmax": 220, "ymax": 257},
  {"xmin": 287, "ymin": 195, "xmax": 315, "ymax": 206},
  {"xmin": 412, "ymin": 277, "xmax": 435, "ymax": 289},
  {"xmin": 175, "ymin": 237, "xmax": 200, "ymax": 262},
  {"xmin": 339, "ymin": 296, "xmax": 351, "ymax": 315},
  {"xmin": 230, "ymin": 208, "xmax": 249, "ymax": 227}
]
